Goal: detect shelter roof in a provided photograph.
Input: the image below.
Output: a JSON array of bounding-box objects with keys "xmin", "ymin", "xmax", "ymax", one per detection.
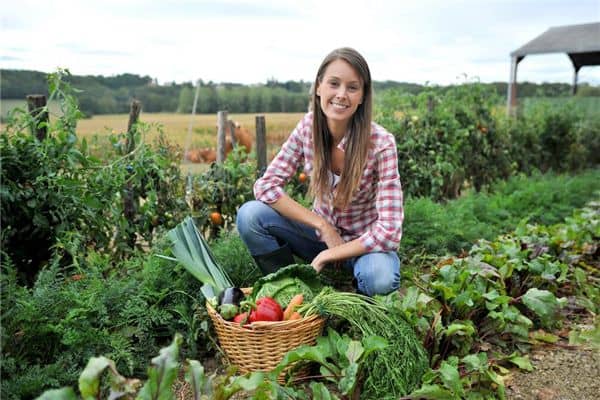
[{"xmin": 511, "ymin": 22, "xmax": 600, "ymax": 64}]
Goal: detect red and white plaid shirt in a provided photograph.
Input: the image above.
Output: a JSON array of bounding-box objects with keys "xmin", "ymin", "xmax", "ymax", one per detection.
[{"xmin": 254, "ymin": 112, "xmax": 403, "ymax": 253}]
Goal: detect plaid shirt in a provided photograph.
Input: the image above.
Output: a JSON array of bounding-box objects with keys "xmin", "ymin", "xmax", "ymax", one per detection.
[{"xmin": 254, "ymin": 112, "xmax": 403, "ymax": 252}]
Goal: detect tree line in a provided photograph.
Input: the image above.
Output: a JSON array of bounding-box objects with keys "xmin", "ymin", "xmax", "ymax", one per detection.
[{"xmin": 2, "ymin": 69, "xmax": 599, "ymax": 117}]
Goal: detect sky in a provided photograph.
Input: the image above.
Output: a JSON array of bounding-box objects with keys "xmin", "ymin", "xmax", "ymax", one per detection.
[{"xmin": 2, "ymin": 0, "xmax": 599, "ymax": 86}]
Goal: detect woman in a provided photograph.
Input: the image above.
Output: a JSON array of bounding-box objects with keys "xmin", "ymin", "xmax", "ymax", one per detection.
[{"xmin": 236, "ymin": 47, "xmax": 403, "ymax": 296}]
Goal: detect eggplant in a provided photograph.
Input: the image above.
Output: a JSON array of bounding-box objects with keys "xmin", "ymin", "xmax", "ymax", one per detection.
[{"xmin": 217, "ymin": 287, "xmax": 245, "ymax": 307}]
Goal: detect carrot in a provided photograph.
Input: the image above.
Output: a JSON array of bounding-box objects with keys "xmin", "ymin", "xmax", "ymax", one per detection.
[
  {"xmin": 289, "ymin": 311, "xmax": 302, "ymax": 320},
  {"xmin": 283, "ymin": 294, "xmax": 304, "ymax": 320}
]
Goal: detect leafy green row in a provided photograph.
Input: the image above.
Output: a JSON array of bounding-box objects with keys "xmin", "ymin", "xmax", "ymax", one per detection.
[
  {"xmin": 394, "ymin": 200, "xmax": 599, "ymax": 398},
  {"xmin": 31, "ymin": 200, "xmax": 598, "ymax": 399}
]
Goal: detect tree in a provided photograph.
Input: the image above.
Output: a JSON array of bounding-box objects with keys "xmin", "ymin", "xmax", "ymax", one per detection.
[{"xmin": 177, "ymin": 86, "xmax": 194, "ymax": 113}]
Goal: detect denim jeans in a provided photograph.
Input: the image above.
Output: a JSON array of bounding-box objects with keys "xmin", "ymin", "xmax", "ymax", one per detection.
[{"xmin": 236, "ymin": 200, "xmax": 400, "ymax": 296}]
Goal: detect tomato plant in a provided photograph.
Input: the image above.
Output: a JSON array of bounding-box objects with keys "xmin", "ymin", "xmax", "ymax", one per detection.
[{"xmin": 189, "ymin": 147, "xmax": 256, "ymax": 236}]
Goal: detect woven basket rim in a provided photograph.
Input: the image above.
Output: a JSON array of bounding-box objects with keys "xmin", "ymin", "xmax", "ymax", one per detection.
[{"xmin": 206, "ymin": 301, "xmax": 323, "ymax": 330}]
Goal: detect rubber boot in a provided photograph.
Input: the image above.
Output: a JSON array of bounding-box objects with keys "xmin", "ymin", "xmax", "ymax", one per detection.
[{"xmin": 252, "ymin": 244, "xmax": 295, "ymax": 275}]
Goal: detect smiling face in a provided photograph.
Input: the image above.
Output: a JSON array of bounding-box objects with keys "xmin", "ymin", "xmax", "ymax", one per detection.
[{"xmin": 316, "ymin": 59, "xmax": 364, "ymax": 134}]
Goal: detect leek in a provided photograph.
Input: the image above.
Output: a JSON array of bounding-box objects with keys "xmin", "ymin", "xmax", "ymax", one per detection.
[{"xmin": 164, "ymin": 217, "xmax": 233, "ymax": 300}]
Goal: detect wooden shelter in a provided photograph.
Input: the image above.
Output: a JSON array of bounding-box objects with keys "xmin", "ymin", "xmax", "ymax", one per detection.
[{"xmin": 507, "ymin": 22, "xmax": 600, "ymax": 113}]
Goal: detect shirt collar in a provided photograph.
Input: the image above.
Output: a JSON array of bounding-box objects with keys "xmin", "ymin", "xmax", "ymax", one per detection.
[{"xmin": 337, "ymin": 133, "xmax": 348, "ymax": 151}]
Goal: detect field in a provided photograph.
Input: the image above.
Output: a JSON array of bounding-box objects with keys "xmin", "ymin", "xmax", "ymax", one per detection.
[
  {"xmin": 2, "ymin": 108, "xmax": 302, "ymax": 145},
  {"xmin": 75, "ymin": 112, "xmax": 304, "ymax": 149},
  {"xmin": 1, "ymin": 99, "xmax": 60, "ymax": 119},
  {"xmin": 1, "ymin": 107, "xmax": 304, "ymax": 173},
  {"xmin": 1, "ymin": 101, "xmax": 303, "ymax": 149}
]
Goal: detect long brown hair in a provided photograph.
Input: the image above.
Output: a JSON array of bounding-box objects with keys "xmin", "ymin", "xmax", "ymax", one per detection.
[{"xmin": 310, "ymin": 47, "xmax": 373, "ymax": 210}]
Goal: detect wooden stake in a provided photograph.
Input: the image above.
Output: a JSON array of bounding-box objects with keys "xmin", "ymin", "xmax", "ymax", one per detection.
[
  {"xmin": 255, "ymin": 115, "xmax": 267, "ymax": 176},
  {"xmin": 26, "ymin": 94, "xmax": 49, "ymax": 140},
  {"xmin": 217, "ymin": 111, "xmax": 227, "ymax": 163}
]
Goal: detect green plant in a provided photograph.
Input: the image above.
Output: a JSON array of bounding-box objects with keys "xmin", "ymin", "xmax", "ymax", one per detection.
[
  {"xmin": 300, "ymin": 288, "xmax": 429, "ymax": 398},
  {"xmin": 407, "ymin": 352, "xmax": 533, "ymax": 400},
  {"xmin": 376, "ymin": 84, "xmax": 600, "ymax": 201},
  {"xmin": 376, "ymin": 82, "xmax": 511, "ymax": 200},
  {"xmin": 107, "ymin": 125, "xmax": 189, "ymax": 257},
  {"xmin": 210, "ymin": 230, "xmax": 260, "ymax": 287},
  {"xmin": 400, "ymin": 170, "xmax": 600, "ymax": 258},
  {"xmin": 396, "ymin": 199, "xmax": 598, "ymax": 394},
  {"xmin": 189, "ymin": 147, "xmax": 256, "ymax": 237},
  {"xmin": 32, "ymin": 334, "xmax": 303, "ymax": 400},
  {"xmin": 1, "ymin": 241, "xmax": 211, "ymax": 399},
  {"xmin": 1, "ymin": 73, "xmax": 111, "ymax": 284},
  {"xmin": 274, "ymin": 328, "xmax": 388, "ymax": 398}
]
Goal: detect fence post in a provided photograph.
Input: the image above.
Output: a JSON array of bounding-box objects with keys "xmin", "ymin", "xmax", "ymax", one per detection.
[
  {"xmin": 126, "ymin": 99, "xmax": 142, "ymax": 153},
  {"xmin": 123, "ymin": 99, "xmax": 142, "ymax": 250},
  {"xmin": 217, "ymin": 111, "xmax": 228, "ymax": 163},
  {"xmin": 26, "ymin": 94, "xmax": 49, "ymax": 140},
  {"xmin": 255, "ymin": 115, "xmax": 267, "ymax": 176}
]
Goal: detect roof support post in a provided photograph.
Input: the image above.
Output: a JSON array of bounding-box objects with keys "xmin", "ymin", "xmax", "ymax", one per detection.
[
  {"xmin": 507, "ymin": 56, "xmax": 524, "ymax": 116},
  {"xmin": 572, "ymin": 65, "xmax": 581, "ymax": 95}
]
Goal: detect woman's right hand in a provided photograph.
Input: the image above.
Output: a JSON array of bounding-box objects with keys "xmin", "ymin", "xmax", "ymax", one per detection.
[{"xmin": 317, "ymin": 221, "xmax": 344, "ymax": 249}]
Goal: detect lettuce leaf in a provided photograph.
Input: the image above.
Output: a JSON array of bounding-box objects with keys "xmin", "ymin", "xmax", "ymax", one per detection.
[{"xmin": 251, "ymin": 264, "xmax": 324, "ymax": 307}]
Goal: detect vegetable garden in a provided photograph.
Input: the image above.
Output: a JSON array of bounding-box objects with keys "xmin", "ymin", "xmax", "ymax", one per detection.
[{"xmin": 1, "ymin": 71, "xmax": 599, "ymax": 399}]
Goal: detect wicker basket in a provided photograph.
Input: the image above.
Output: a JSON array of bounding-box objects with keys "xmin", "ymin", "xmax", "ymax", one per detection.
[{"xmin": 206, "ymin": 294, "xmax": 325, "ymax": 380}]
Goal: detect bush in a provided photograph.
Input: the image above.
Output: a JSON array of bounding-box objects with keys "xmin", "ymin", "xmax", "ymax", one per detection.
[
  {"xmin": 376, "ymin": 82, "xmax": 512, "ymax": 200},
  {"xmin": 0, "ymin": 71, "xmax": 189, "ymax": 285},
  {"xmin": 189, "ymin": 147, "xmax": 257, "ymax": 237},
  {"xmin": 376, "ymin": 86, "xmax": 600, "ymax": 201}
]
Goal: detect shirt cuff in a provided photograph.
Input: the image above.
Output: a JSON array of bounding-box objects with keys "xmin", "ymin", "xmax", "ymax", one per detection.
[
  {"xmin": 358, "ymin": 231, "xmax": 377, "ymax": 252},
  {"xmin": 255, "ymin": 185, "xmax": 285, "ymax": 204}
]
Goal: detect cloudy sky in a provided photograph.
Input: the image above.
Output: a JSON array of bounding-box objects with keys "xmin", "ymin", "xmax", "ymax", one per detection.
[{"xmin": 2, "ymin": 0, "xmax": 599, "ymax": 86}]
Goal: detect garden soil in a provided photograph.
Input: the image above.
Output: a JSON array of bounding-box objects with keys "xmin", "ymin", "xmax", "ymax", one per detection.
[
  {"xmin": 505, "ymin": 308, "xmax": 599, "ymax": 400},
  {"xmin": 175, "ymin": 345, "xmax": 599, "ymax": 400},
  {"xmin": 175, "ymin": 315, "xmax": 599, "ymax": 399},
  {"xmin": 505, "ymin": 344, "xmax": 600, "ymax": 400}
]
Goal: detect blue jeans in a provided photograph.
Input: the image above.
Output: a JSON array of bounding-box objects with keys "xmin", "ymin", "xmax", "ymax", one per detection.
[{"xmin": 236, "ymin": 200, "xmax": 400, "ymax": 296}]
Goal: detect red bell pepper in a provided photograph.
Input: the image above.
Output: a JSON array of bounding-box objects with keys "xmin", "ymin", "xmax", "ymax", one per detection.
[{"xmin": 248, "ymin": 297, "xmax": 283, "ymax": 322}]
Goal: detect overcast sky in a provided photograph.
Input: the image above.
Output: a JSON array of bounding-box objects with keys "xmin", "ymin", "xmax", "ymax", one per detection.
[{"xmin": 2, "ymin": 0, "xmax": 599, "ymax": 86}]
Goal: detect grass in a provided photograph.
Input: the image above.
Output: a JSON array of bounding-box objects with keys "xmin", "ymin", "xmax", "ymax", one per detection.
[
  {"xmin": 521, "ymin": 96, "xmax": 600, "ymax": 119},
  {"xmin": 401, "ymin": 169, "xmax": 600, "ymax": 258}
]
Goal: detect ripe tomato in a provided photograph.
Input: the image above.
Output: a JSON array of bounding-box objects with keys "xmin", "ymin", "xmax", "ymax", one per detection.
[
  {"xmin": 298, "ymin": 172, "xmax": 308, "ymax": 183},
  {"xmin": 233, "ymin": 312, "xmax": 249, "ymax": 324},
  {"xmin": 210, "ymin": 211, "xmax": 223, "ymax": 225}
]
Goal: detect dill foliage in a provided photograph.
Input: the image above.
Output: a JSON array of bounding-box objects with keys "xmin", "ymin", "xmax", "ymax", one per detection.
[{"xmin": 302, "ymin": 288, "xmax": 429, "ymax": 398}]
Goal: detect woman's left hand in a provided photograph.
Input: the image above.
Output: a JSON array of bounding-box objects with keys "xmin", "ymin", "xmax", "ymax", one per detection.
[
  {"xmin": 312, "ymin": 248, "xmax": 345, "ymax": 272},
  {"xmin": 311, "ymin": 250, "xmax": 330, "ymax": 273}
]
